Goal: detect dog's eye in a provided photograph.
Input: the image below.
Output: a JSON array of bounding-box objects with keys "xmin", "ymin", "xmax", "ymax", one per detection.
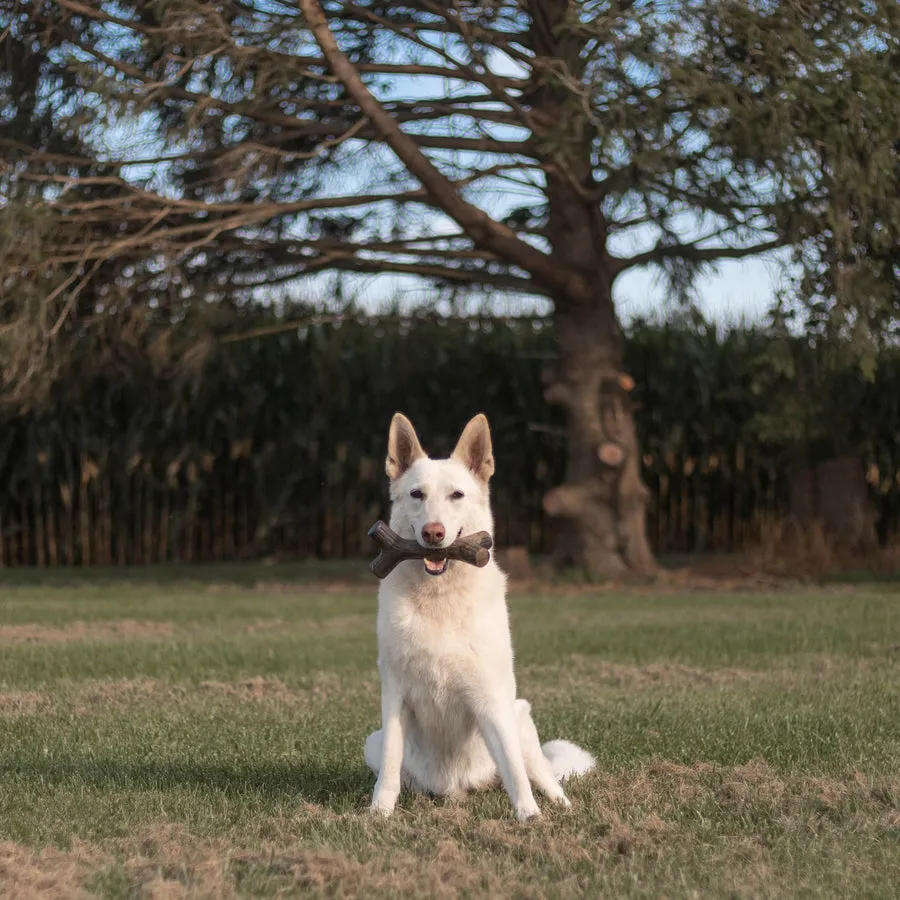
[
  {"xmin": 410, "ymin": 489, "xmax": 424, "ymax": 500},
  {"xmin": 450, "ymin": 490, "xmax": 465, "ymax": 500}
]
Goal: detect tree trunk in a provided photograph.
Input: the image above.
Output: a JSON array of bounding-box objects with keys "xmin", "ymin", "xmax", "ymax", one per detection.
[
  {"xmin": 542, "ymin": 291, "xmax": 657, "ymax": 577},
  {"xmin": 523, "ymin": 1, "xmax": 657, "ymax": 577}
]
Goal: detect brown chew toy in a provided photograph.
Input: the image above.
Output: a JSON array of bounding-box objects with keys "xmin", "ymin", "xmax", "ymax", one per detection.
[{"xmin": 367, "ymin": 520, "xmax": 493, "ymax": 579}]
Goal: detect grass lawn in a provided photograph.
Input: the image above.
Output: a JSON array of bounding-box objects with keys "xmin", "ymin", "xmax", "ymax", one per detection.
[{"xmin": 1, "ymin": 565, "xmax": 898, "ymax": 897}]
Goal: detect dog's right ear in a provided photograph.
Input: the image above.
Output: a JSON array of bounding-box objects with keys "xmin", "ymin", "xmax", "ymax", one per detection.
[{"xmin": 386, "ymin": 413, "xmax": 426, "ymax": 480}]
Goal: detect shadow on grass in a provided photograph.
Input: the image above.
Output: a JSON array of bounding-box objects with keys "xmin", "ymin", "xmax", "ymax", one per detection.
[{"xmin": 3, "ymin": 753, "xmax": 373, "ymax": 809}]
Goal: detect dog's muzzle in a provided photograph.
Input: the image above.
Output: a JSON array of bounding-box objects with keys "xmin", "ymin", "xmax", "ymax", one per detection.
[{"xmin": 421, "ymin": 528, "xmax": 462, "ymax": 576}]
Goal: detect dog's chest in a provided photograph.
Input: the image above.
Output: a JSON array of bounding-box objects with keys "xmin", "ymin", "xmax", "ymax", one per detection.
[
  {"xmin": 380, "ymin": 604, "xmax": 486, "ymax": 742},
  {"xmin": 381, "ymin": 603, "xmax": 477, "ymax": 693},
  {"xmin": 376, "ymin": 570, "xmax": 514, "ymax": 710}
]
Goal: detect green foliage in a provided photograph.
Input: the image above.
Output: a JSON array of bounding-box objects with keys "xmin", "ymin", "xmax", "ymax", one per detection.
[
  {"xmin": 0, "ymin": 310, "xmax": 897, "ymax": 564},
  {"xmin": 2, "ymin": 0, "xmax": 897, "ymax": 389}
]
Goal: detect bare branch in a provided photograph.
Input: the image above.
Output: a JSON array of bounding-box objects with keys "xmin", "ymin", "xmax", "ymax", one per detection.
[
  {"xmin": 298, "ymin": 0, "xmax": 563, "ymax": 294},
  {"xmin": 613, "ymin": 237, "xmax": 786, "ymax": 275},
  {"xmin": 62, "ymin": 35, "xmax": 532, "ymax": 155},
  {"xmin": 264, "ymin": 253, "xmax": 547, "ymax": 295}
]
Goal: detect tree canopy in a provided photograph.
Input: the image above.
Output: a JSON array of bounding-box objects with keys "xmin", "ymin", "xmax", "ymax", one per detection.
[
  {"xmin": 2, "ymin": 2, "xmax": 897, "ymax": 395},
  {"xmin": 1, "ymin": 0, "xmax": 898, "ymax": 574}
]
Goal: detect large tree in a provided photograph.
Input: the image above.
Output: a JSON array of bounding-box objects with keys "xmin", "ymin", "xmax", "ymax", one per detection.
[{"xmin": 2, "ymin": 0, "xmax": 898, "ymax": 574}]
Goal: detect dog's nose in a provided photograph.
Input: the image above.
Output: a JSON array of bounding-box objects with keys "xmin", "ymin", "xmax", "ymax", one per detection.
[{"xmin": 422, "ymin": 522, "xmax": 446, "ymax": 546}]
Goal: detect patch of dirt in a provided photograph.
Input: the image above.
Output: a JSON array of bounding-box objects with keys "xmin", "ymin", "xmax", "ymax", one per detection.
[
  {"xmin": 523, "ymin": 655, "xmax": 759, "ymax": 691},
  {"xmin": 0, "ymin": 691, "xmax": 51, "ymax": 716},
  {"xmin": 243, "ymin": 614, "xmax": 371, "ymax": 636},
  {"xmin": 198, "ymin": 676, "xmax": 295, "ymax": 700},
  {"xmin": 72, "ymin": 678, "xmax": 166, "ymax": 714},
  {"xmin": 0, "ymin": 620, "xmax": 174, "ymax": 645},
  {"xmin": 242, "ymin": 618, "xmax": 287, "ymax": 634}
]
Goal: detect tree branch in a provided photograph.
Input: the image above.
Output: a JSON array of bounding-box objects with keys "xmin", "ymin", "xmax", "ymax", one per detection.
[
  {"xmin": 63, "ymin": 36, "xmax": 533, "ymax": 156},
  {"xmin": 298, "ymin": 0, "xmax": 566, "ymax": 295},
  {"xmin": 613, "ymin": 237, "xmax": 786, "ymax": 274},
  {"xmin": 261, "ymin": 254, "xmax": 547, "ymax": 296}
]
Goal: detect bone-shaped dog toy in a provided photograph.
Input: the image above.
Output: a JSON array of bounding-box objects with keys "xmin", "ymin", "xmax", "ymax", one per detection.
[{"xmin": 367, "ymin": 520, "xmax": 493, "ymax": 579}]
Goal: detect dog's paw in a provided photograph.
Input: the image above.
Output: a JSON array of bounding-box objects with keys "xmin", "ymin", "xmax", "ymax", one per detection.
[
  {"xmin": 369, "ymin": 797, "xmax": 396, "ymax": 818},
  {"xmin": 552, "ymin": 793, "xmax": 572, "ymax": 808},
  {"xmin": 515, "ymin": 801, "xmax": 541, "ymax": 822}
]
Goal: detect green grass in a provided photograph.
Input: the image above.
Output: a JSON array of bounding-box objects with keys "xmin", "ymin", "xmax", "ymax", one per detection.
[{"xmin": 1, "ymin": 567, "xmax": 899, "ymax": 898}]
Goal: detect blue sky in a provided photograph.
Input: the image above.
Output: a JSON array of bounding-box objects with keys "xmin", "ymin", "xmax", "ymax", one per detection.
[
  {"xmin": 278, "ymin": 32, "xmax": 790, "ymax": 326},
  {"xmin": 616, "ymin": 250, "xmax": 785, "ymax": 325},
  {"xmin": 291, "ymin": 250, "xmax": 787, "ymax": 325},
  {"xmin": 89, "ymin": 10, "xmax": 790, "ymax": 328}
]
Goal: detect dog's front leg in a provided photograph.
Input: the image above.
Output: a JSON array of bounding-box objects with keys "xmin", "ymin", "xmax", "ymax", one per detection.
[
  {"xmin": 477, "ymin": 703, "xmax": 541, "ymax": 821},
  {"xmin": 370, "ymin": 674, "xmax": 406, "ymax": 817}
]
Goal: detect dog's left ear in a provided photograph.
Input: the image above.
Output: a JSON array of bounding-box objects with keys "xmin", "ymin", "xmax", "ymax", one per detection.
[{"xmin": 451, "ymin": 413, "xmax": 494, "ymax": 483}]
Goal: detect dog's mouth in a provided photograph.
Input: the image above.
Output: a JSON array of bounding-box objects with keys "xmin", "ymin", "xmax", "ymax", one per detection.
[
  {"xmin": 424, "ymin": 557, "xmax": 448, "ymax": 576},
  {"xmin": 421, "ymin": 529, "xmax": 462, "ymax": 576}
]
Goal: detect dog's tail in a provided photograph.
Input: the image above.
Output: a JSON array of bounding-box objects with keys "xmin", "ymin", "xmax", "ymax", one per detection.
[{"xmin": 541, "ymin": 740, "xmax": 596, "ymax": 782}]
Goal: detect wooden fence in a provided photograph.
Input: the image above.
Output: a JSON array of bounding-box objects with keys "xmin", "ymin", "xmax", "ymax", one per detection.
[{"xmin": 0, "ymin": 449, "xmax": 794, "ymax": 566}]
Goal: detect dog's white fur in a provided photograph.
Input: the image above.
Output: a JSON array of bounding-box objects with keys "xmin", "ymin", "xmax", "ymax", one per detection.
[{"xmin": 365, "ymin": 413, "xmax": 595, "ymax": 821}]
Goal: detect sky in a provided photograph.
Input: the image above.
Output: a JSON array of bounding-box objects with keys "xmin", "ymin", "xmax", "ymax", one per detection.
[
  {"xmin": 616, "ymin": 251, "xmax": 785, "ymax": 326},
  {"xmin": 276, "ymin": 31, "xmax": 792, "ymax": 327},
  {"xmin": 93, "ymin": 10, "xmax": 791, "ymax": 329},
  {"xmin": 294, "ymin": 249, "xmax": 787, "ymax": 327}
]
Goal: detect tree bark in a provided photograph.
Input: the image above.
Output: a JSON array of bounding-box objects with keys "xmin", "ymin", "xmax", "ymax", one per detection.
[
  {"xmin": 527, "ymin": 0, "xmax": 656, "ymax": 577},
  {"xmin": 304, "ymin": 0, "xmax": 657, "ymax": 576},
  {"xmin": 542, "ymin": 294, "xmax": 657, "ymax": 577}
]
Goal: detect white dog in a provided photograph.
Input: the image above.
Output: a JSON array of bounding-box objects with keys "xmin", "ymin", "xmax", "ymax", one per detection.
[{"xmin": 364, "ymin": 413, "xmax": 595, "ymax": 821}]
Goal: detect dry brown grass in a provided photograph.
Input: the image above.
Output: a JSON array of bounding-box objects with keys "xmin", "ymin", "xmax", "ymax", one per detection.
[
  {"xmin": 0, "ymin": 824, "xmax": 504, "ymax": 899},
  {"xmin": 521, "ymin": 655, "xmax": 760, "ymax": 693},
  {"xmin": 243, "ymin": 614, "xmax": 372, "ymax": 635},
  {"xmin": 0, "ymin": 840, "xmax": 102, "ymax": 900},
  {"xmin": 0, "ymin": 692, "xmax": 51, "ymax": 717},
  {"xmin": 3, "ymin": 762, "xmax": 896, "ymax": 898},
  {"xmin": 12, "ymin": 673, "xmax": 381, "ymax": 718},
  {"xmin": 197, "ymin": 676, "xmax": 296, "ymax": 701},
  {"xmin": 0, "ymin": 620, "xmax": 174, "ymax": 645}
]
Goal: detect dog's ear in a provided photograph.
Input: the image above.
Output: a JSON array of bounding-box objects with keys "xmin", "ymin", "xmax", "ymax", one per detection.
[
  {"xmin": 386, "ymin": 413, "xmax": 426, "ymax": 480},
  {"xmin": 451, "ymin": 413, "xmax": 494, "ymax": 483}
]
